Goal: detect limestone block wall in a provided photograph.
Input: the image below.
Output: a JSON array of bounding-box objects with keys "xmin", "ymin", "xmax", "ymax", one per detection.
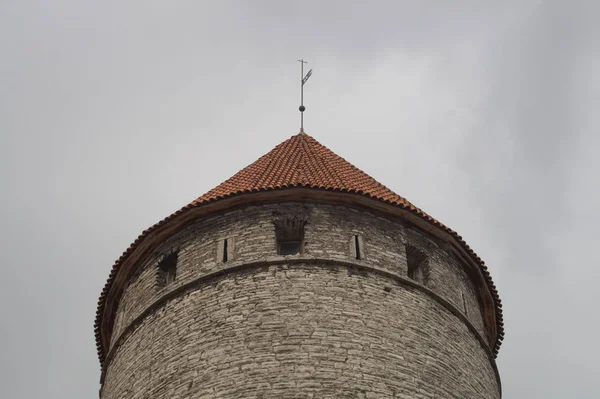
[{"xmin": 102, "ymin": 201, "xmax": 499, "ymax": 398}]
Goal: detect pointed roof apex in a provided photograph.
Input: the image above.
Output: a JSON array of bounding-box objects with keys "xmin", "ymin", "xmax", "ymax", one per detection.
[{"xmin": 193, "ymin": 133, "xmax": 414, "ymax": 209}]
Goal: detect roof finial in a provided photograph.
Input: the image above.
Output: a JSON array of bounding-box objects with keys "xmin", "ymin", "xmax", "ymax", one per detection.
[{"xmin": 298, "ymin": 59, "xmax": 312, "ymax": 133}]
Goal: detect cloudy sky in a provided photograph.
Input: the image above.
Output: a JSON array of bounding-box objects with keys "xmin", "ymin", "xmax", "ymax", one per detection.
[{"xmin": 1, "ymin": 1, "xmax": 599, "ymax": 398}]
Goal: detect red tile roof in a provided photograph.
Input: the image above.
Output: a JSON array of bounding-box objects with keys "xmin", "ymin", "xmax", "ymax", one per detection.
[
  {"xmin": 193, "ymin": 132, "xmax": 413, "ymax": 206},
  {"xmin": 95, "ymin": 132, "xmax": 504, "ymax": 365}
]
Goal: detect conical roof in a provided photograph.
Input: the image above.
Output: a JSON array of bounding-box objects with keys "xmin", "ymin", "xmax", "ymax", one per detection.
[
  {"xmin": 95, "ymin": 132, "xmax": 503, "ymax": 366},
  {"xmin": 193, "ymin": 132, "xmax": 415, "ymax": 208}
]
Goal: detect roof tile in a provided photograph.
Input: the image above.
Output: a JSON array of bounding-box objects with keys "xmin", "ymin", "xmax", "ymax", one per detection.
[{"xmin": 193, "ymin": 133, "xmax": 411, "ymax": 207}]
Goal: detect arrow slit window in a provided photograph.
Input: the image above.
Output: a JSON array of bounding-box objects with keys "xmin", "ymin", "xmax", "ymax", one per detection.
[{"xmin": 352, "ymin": 234, "xmax": 364, "ymax": 260}]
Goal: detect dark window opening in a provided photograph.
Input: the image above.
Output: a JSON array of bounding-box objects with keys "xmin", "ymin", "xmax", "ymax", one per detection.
[
  {"xmin": 223, "ymin": 239, "xmax": 228, "ymax": 263},
  {"xmin": 274, "ymin": 217, "xmax": 305, "ymax": 256},
  {"xmin": 157, "ymin": 251, "xmax": 178, "ymax": 288},
  {"xmin": 406, "ymin": 245, "xmax": 428, "ymax": 285},
  {"xmin": 351, "ymin": 234, "xmax": 364, "ymax": 260},
  {"xmin": 279, "ymin": 241, "xmax": 302, "ymax": 256},
  {"xmin": 354, "ymin": 235, "xmax": 362, "ymax": 260}
]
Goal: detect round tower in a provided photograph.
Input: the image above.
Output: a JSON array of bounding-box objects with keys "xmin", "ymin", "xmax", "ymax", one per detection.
[{"xmin": 95, "ymin": 133, "xmax": 503, "ymax": 398}]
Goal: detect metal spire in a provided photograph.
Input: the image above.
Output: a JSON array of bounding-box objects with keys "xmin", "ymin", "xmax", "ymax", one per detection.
[{"xmin": 298, "ymin": 59, "xmax": 312, "ymax": 133}]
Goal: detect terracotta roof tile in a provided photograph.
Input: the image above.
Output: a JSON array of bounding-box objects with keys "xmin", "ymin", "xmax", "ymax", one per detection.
[
  {"xmin": 193, "ymin": 133, "xmax": 411, "ymax": 207},
  {"xmin": 95, "ymin": 132, "xmax": 503, "ymax": 366}
]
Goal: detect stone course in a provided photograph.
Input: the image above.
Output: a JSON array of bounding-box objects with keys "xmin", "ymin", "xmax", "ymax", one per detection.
[{"xmin": 101, "ymin": 201, "xmax": 499, "ymax": 398}]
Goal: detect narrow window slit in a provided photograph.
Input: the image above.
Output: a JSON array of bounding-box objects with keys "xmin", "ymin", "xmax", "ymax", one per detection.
[
  {"xmin": 461, "ymin": 292, "xmax": 468, "ymax": 316},
  {"xmin": 354, "ymin": 235, "xmax": 361, "ymax": 260},
  {"xmin": 222, "ymin": 239, "xmax": 228, "ymax": 263}
]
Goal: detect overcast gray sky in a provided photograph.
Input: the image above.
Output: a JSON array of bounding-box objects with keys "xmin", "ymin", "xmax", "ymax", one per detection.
[{"xmin": 1, "ymin": 1, "xmax": 599, "ymax": 398}]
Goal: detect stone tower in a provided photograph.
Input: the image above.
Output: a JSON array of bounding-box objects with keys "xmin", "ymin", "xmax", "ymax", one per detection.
[{"xmin": 95, "ymin": 133, "xmax": 503, "ymax": 398}]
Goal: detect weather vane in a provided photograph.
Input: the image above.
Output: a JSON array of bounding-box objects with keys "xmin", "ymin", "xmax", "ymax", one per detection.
[{"xmin": 298, "ymin": 59, "xmax": 312, "ymax": 133}]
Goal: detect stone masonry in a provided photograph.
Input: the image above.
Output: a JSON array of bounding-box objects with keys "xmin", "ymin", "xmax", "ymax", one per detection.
[{"xmin": 100, "ymin": 202, "xmax": 500, "ymax": 398}]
